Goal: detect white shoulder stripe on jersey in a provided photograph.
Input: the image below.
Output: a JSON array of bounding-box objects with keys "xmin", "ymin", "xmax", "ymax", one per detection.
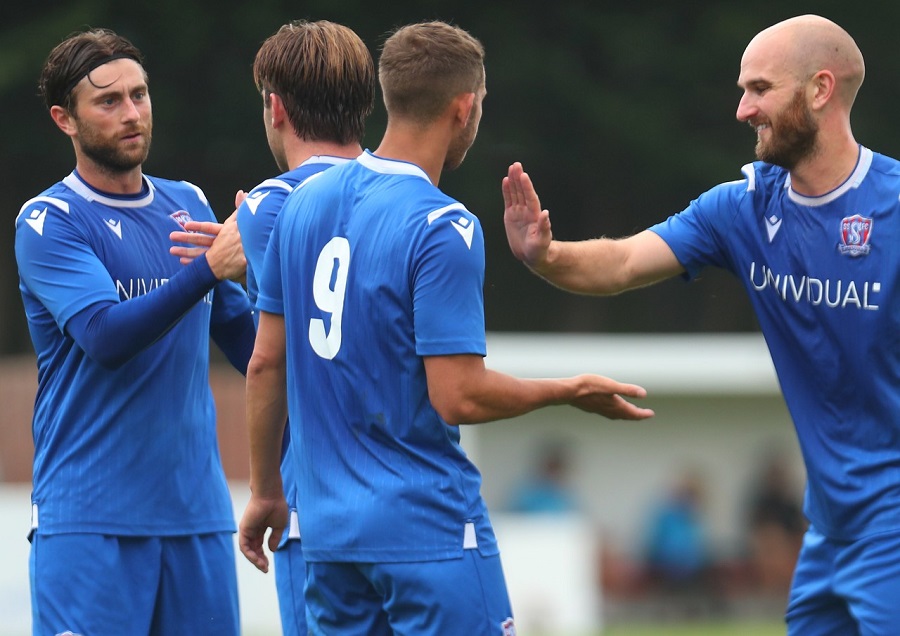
[
  {"xmin": 253, "ymin": 178, "xmax": 294, "ymax": 193},
  {"xmin": 740, "ymin": 163, "xmax": 756, "ymax": 192},
  {"xmin": 427, "ymin": 203, "xmax": 469, "ymax": 225},
  {"xmin": 183, "ymin": 181, "xmax": 209, "ymax": 206},
  {"xmin": 16, "ymin": 195, "xmax": 70, "ymax": 224},
  {"xmin": 294, "ymin": 171, "xmax": 327, "ymax": 192}
]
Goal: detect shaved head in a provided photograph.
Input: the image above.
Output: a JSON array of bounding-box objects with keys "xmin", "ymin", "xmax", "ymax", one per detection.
[{"xmin": 744, "ymin": 15, "xmax": 865, "ymax": 108}]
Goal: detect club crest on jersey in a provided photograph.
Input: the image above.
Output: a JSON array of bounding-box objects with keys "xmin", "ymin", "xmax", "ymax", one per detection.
[
  {"xmin": 170, "ymin": 209, "xmax": 194, "ymax": 229},
  {"xmin": 838, "ymin": 214, "xmax": 872, "ymax": 257}
]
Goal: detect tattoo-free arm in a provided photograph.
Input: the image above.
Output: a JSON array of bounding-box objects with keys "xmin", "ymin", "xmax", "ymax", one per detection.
[
  {"xmin": 503, "ymin": 161, "xmax": 683, "ymax": 295},
  {"xmin": 424, "ymin": 354, "xmax": 654, "ymax": 425}
]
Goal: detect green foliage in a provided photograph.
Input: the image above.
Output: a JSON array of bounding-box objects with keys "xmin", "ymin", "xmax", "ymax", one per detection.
[{"xmin": 3, "ymin": 1, "xmax": 900, "ymax": 352}]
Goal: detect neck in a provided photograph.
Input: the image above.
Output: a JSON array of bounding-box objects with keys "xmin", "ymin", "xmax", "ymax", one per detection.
[
  {"xmin": 285, "ymin": 138, "xmax": 363, "ymax": 171},
  {"xmin": 788, "ymin": 129, "xmax": 859, "ymax": 197},
  {"xmin": 373, "ymin": 121, "xmax": 450, "ymax": 186},
  {"xmin": 74, "ymin": 158, "xmax": 144, "ymax": 195}
]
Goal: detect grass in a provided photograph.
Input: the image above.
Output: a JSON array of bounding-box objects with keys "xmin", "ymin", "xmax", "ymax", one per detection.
[
  {"xmin": 600, "ymin": 620, "xmax": 785, "ymax": 636},
  {"xmin": 524, "ymin": 620, "xmax": 785, "ymax": 636}
]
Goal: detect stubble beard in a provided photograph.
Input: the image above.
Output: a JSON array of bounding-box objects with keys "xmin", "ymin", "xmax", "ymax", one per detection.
[
  {"xmin": 77, "ymin": 118, "xmax": 153, "ymax": 174},
  {"xmin": 444, "ymin": 108, "xmax": 479, "ymax": 172},
  {"xmin": 755, "ymin": 89, "xmax": 818, "ymax": 170}
]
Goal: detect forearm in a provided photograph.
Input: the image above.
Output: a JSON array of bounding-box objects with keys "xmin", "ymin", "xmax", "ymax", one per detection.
[
  {"xmin": 532, "ymin": 231, "xmax": 682, "ymax": 296},
  {"xmin": 447, "ymin": 369, "xmax": 581, "ymax": 424},
  {"xmin": 246, "ymin": 356, "xmax": 288, "ymax": 497},
  {"xmin": 531, "ymin": 238, "xmax": 630, "ymax": 296},
  {"xmin": 426, "ymin": 355, "xmax": 583, "ymax": 425},
  {"xmin": 426, "ymin": 353, "xmax": 654, "ymax": 423},
  {"xmin": 66, "ymin": 255, "xmax": 218, "ymax": 368}
]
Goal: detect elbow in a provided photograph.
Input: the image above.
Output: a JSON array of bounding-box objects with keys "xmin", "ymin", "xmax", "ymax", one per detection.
[
  {"xmin": 246, "ymin": 353, "xmax": 271, "ymax": 384},
  {"xmin": 82, "ymin": 344, "xmax": 131, "ymax": 370},
  {"xmin": 246, "ymin": 347, "xmax": 285, "ymax": 385},
  {"xmin": 430, "ymin": 395, "xmax": 479, "ymax": 426}
]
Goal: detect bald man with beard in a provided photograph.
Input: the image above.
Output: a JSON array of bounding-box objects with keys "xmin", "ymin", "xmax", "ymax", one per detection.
[{"xmin": 504, "ymin": 15, "xmax": 899, "ymax": 634}]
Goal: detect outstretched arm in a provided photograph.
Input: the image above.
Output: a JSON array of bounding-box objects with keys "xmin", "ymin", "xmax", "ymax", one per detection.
[
  {"xmin": 503, "ymin": 162, "xmax": 684, "ymax": 295},
  {"xmin": 424, "ymin": 354, "xmax": 654, "ymax": 425}
]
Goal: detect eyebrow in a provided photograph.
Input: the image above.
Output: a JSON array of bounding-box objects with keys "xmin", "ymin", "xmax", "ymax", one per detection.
[
  {"xmin": 88, "ymin": 81, "xmax": 148, "ymax": 102},
  {"xmin": 737, "ymin": 77, "xmax": 771, "ymax": 90}
]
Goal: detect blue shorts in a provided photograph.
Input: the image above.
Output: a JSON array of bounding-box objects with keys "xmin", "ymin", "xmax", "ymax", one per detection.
[
  {"xmin": 305, "ymin": 551, "xmax": 515, "ymax": 636},
  {"xmin": 787, "ymin": 525, "xmax": 900, "ymax": 636},
  {"xmin": 30, "ymin": 532, "xmax": 239, "ymax": 636},
  {"xmin": 274, "ymin": 538, "xmax": 308, "ymax": 636}
]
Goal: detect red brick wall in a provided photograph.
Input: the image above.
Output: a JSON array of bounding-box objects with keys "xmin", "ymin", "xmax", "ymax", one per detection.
[{"xmin": 0, "ymin": 356, "xmax": 251, "ymax": 483}]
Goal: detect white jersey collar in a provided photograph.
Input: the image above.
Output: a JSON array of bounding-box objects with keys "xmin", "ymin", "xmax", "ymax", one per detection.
[
  {"xmin": 357, "ymin": 150, "xmax": 431, "ymax": 183},
  {"xmin": 63, "ymin": 171, "xmax": 155, "ymax": 208},
  {"xmin": 300, "ymin": 154, "xmax": 354, "ymax": 169},
  {"xmin": 786, "ymin": 146, "xmax": 872, "ymax": 207}
]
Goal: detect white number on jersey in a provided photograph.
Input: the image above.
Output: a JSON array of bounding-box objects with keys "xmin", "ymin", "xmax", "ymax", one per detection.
[{"xmin": 309, "ymin": 237, "xmax": 350, "ymax": 360}]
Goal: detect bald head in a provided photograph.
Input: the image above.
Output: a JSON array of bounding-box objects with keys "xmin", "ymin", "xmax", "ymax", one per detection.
[{"xmin": 745, "ymin": 15, "xmax": 865, "ymax": 108}]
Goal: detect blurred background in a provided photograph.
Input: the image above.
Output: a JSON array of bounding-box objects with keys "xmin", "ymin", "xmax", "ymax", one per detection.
[{"xmin": 2, "ymin": 1, "xmax": 898, "ymax": 634}]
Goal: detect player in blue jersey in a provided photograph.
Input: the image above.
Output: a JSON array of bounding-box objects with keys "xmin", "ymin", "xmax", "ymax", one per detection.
[
  {"xmin": 15, "ymin": 29, "xmax": 254, "ymax": 635},
  {"xmin": 503, "ymin": 14, "xmax": 899, "ymax": 635},
  {"xmin": 235, "ymin": 20, "xmax": 374, "ymax": 634},
  {"xmin": 239, "ymin": 21, "xmax": 654, "ymax": 635}
]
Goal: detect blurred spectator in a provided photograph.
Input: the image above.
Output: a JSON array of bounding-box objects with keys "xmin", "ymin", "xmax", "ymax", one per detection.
[
  {"xmin": 642, "ymin": 468, "xmax": 711, "ymax": 591},
  {"xmin": 745, "ymin": 450, "xmax": 807, "ymax": 596},
  {"xmin": 507, "ymin": 440, "xmax": 579, "ymax": 514}
]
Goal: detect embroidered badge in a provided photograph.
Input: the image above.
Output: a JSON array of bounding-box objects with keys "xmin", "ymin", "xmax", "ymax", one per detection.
[
  {"xmin": 838, "ymin": 214, "xmax": 872, "ymax": 257},
  {"xmin": 170, "ymin": 209, "xmax": 194, "ymax": 229}
]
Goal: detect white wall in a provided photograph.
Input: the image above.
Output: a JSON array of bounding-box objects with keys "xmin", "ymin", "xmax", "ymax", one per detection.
[
  {"xmin": 0, "ymin": 483, "xmax": 284, "ymax": 636},
  {"xmin": 1, "ymin": 333, "xmax": 802, "ymax": 634}
]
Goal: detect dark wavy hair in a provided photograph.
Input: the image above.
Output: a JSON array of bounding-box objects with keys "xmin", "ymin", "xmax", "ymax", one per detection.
[{"xmin": 39, "ymin": 28, "xmax": 144, "ymax": 111}]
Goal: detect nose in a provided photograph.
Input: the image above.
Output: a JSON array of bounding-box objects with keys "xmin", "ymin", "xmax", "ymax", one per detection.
[
  {"xmin": 121, "ymin": 98, "xmax": 141, "ymax": 122},
  {"xmin": 735, "ymin": 92, "xmax": 756, "ymax": 123}
]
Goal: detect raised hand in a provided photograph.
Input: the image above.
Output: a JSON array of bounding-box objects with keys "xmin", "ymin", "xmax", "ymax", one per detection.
[{"xmin": 502, "ymin": 162, "xmax": 553, "ymax": 268}]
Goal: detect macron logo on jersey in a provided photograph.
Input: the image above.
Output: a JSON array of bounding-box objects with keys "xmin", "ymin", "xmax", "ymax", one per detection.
[
  {"xmin": 244, "ymin": 190, "xmax": 271, "ymax": 215},
  {"xmin": 427, "ymin": 203, "xmax": 475, "ymax": 249},
  {"xmin": 25, "ymin": 207, "xmax": 48, "ymax": 236},
  {"xmin": 17, "ymin": 196, "xmax": 69, "ymax": 236},
  {"xmin": 450, "ymin": 217, "xmax": 475, "ymax": 248},
  {"xmin": 104, "ymin": 218, "xmax": 122, "ymax": 239},
  {"xmin": 765, "ymin": 214, "xmax": 782, "ymax": 242}
]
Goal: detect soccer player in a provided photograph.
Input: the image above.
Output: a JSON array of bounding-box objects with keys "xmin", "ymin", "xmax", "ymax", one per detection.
[
  {"xmin": 236, "ymin": 20, "xmax": 374, "ymax": 634},
  {"xmin": 503, "ymin": 14, "xmax": 899, "ymax": 634},
  {"xmin": 15, "ymin": 28, "xmax": 254, "ymax": 635},
  {"xmin": 240, "ymin": 20, "xmax": 654, "ymax": 635}
]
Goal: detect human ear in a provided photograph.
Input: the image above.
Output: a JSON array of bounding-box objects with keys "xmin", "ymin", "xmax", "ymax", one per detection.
[
  {"xmin": 454, "ymin": 92, "xmax": 475, "ymax": 126},
  {"xmin": 49, "ymin": 105, "xmax": 77, "ymax": 137},
  {"xmin": 268, "ymin": 92, "xmax": 287, "ymax": 129},
  {"xmin": 810, "ymin": 70, "xmax": 836, "ymax": 110}
]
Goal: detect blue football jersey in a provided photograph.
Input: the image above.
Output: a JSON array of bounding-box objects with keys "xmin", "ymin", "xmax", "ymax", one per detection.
[
  {"xmin": 238, "ymin": 156, "xmax": 353, "ymax": 314},
  {"xmin": 257, "ymin": 151, "xmax": 498, "ymax": 562},
  {"xmin": 16, "ymin": 171, "xmax": 248, "ymax": 536},
  {"xmin": 650, "ymin": 146, "xmax": 900, "ymax": 540},
  {"xmin": 237, "ymin": 155, "xmax": 353, "ymax": 546}
]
